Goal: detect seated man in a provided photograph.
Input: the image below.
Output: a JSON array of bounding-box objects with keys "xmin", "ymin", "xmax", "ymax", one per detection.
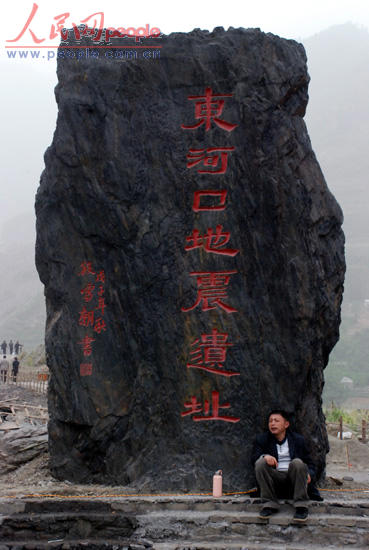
[{"xmin": 252, "ymin": 410, "xmax": 316, "ymax": 523}]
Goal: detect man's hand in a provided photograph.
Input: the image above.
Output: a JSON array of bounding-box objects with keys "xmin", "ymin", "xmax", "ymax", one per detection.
[
  {"xmin": 264, "ymin": 454, "xmax": 278, "ymax": 468},
  {"xmin": 307, "ymin": 474, "xmax": 311, "ymax": 484}
]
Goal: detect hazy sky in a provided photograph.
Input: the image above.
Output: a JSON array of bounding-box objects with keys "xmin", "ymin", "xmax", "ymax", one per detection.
[
  {"xmin": 2, "ymin": 0, "xmax": 369, "ymax": 44},
  {"xmin": 1, "ymin": 0, "xmax": 368, "ymax": 228}
]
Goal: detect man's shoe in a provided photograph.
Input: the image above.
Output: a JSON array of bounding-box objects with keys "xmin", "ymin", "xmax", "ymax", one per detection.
[
  {"xmin": 293, "ymin": 507, "xmax": 308, "ymax": 522},
  {"xmin": 258, "ymin": 507, "xmax": 278, "ymax": 519}
]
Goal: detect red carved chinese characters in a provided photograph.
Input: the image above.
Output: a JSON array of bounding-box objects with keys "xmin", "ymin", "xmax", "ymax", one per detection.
[
  {"xmin": 80, "ymin": 363, "xmax": 93, "ymax": 376},
  {"xmin": 79, "ymin": 335, "xmax": 95, "ymax": 357},
  {"xmin": 77, "ymin": 263, "xmax": 107, "ymax": 377},
  {"xmin": 96, "ymin": 270, "xmax": 106, "ymax": 283},
  {"xmin": 181, "ymin": 271, "xmax": 238, "ymax": 313},
  {"xmin": 179, "ymin": 86, "xmax": 241, "ymax": 423},
  {"xmin": 187, "ymin": 328, "xmax": 239, "ymax": 377},
  {"xmin": 79, "ymin": 262, "xmax": 95, "ymax": 276},
  {"xmin": 181, "ymin": 391, "xmax": 240, "ymax": 423},
  {"xmin": 94, "ymin": 317, "xmax": 106, "ymax": 334},
  {"xmin": 96, "ymin": 297, "xmax": 106, "ymax": 316},
  {"xmin": 185, "ymin": 224, "xmax": 239, "ymax": 257},
  {"xmin": 79, "ymin": 307, "xmax": 94, "ymax": 327},
  {"xmin": 186, "ymin": 147, "xmax": 235, "ymax": 174},
  {"xmin": 80, "ymin": 283, "xmax": 95, "ymax": 303},
  {"xmin": 181, "ymin": 87, "xmax": 238, "ymax": 132},
  {"xmin": 192, "ymin": 190, "xmax": 228, "ymax": 212}
]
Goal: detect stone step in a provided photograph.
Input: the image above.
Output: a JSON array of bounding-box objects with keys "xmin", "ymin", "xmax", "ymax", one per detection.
[
  {"xmin": 0, "ymin": 511, "xmax": 136, "ymax": 540},
  {"xmin": 0, "ymin": 498, "xmax": 369, "ymax": 549},
  {"xmin": 0, "ymin": 542, "xmax": 134, "ymax": 550},
  {"xmin": 135, "ymin": 510, "xmax": 369, "ymax": 546},
  {"xmin": 154, "ymin": 542, "xmax": 368, "ymax": 550},
  {"xmin": 0, "ymin": 540, "xmax": 365, "ymax": 550},
  {"xmin": 2, "ymin": 497, "xmax": 369, "ymax": 516}
]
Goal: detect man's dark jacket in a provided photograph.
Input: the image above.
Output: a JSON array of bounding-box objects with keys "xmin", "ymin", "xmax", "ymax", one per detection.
[
  {"xmin": 252, "ymin": 429, "xmax": 323, "ymax": 500},
  {"xmin": 252, "ymin": 429, "xmax": 316, "ymax": 481}
]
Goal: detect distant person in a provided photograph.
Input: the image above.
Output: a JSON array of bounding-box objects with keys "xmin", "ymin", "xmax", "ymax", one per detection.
[
  {"xmin": 1, "ymin": 341, "xmax": 7, "ymax": 355},
  {"xmin": 9, "ymin": 340, "xmax": 14, "ymax": 355},
  {"xmin": 0, "ymin": 355, "xmax": 10, "ymax": 383},
  {"xmin": 12, "ymin": 357, "xmax": 20, "ymax": 382},
  {"xmin": 14, "ymin": 341, "xmax": 20, "ymax": 355}
]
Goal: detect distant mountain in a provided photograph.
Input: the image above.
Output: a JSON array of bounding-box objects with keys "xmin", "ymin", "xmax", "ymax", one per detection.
[
  {"xmin": 303, "ymin": 23, "xmax": 369, "ymax": 302},
  {"xmin": 302, "ymin": 23, "xmax": 369, "ymax": 402}
]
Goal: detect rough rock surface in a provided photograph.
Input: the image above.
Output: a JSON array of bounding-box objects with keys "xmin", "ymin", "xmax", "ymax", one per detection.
[
  {"xmin": 0, "ymin": 425, "xmax": 47, "ymax": 473},
  {"xmin": 35, "ymin": 27, "xmax": 345, "ymax": 490}
]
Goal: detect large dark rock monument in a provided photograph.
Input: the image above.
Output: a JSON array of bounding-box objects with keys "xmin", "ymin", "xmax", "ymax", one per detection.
[{"xmin": 35, "ymin": 27, "xmax": 345, "ymax": 490}]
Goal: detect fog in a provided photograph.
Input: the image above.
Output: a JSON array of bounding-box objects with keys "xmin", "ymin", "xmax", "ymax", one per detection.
[
  {"xmin": 1, "ymin": 0, "xmax": 368, "ymax": 226},
  {"xmin": 0, "ymin": 1, "xmax": 368, "ymax": 355}
]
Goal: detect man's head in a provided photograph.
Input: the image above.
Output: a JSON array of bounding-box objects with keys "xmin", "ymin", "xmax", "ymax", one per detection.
[{"xmin": 268, "ymin": 410, "xmax": 290, "ymax": 441}]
